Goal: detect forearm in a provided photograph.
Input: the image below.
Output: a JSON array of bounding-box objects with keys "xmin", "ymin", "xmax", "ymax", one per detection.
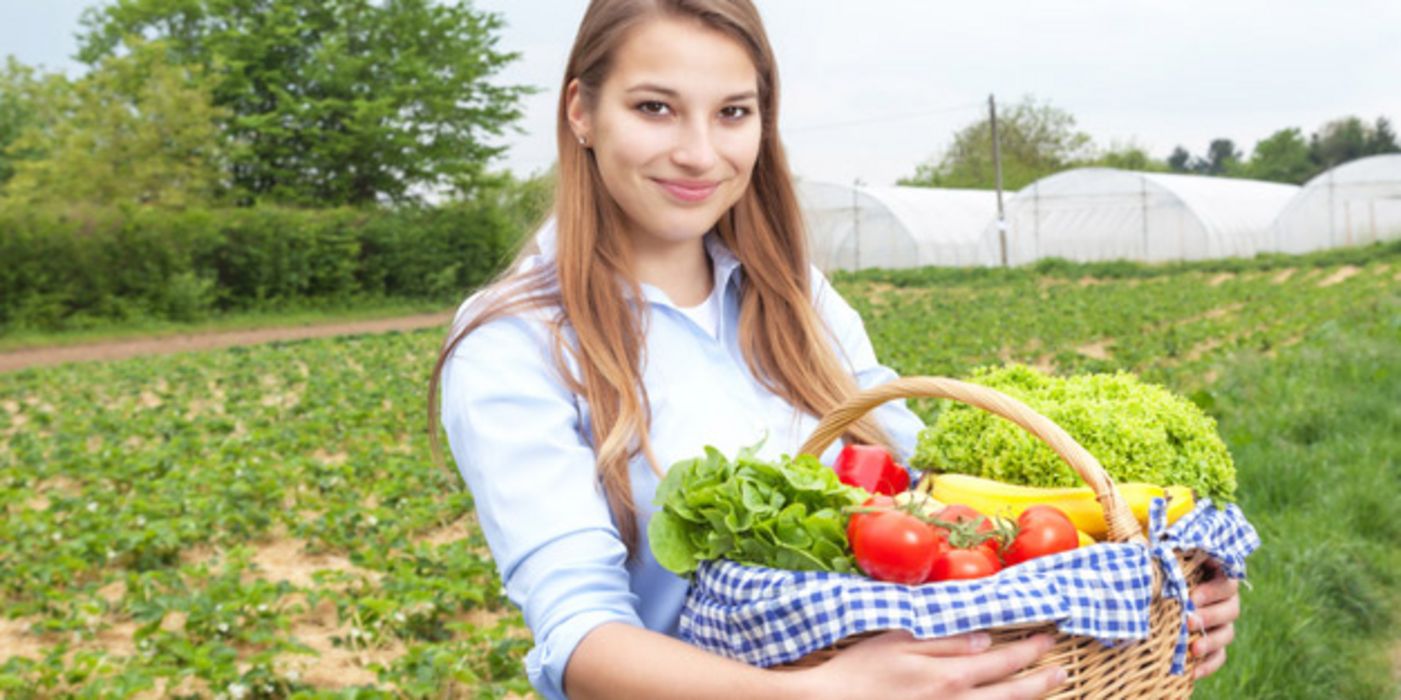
[{"xmin": 563, "ymin": 622, "xmax": 810, "ymax": 700}]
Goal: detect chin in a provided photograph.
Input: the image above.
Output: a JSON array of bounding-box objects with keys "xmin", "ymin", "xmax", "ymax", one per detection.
[{"xmin": 645, "ymin": 211, "xmax": 723, "ymax": 240}]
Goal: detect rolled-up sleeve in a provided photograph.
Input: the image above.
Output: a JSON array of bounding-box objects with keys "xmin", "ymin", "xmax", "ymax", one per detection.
[
  {"xmin": 440, "ymin": 315, "xmax": 642, "ymax": 699},
  {"xmin": 810, "ymin": 269, "xmax": 926, "ymax": 463}
]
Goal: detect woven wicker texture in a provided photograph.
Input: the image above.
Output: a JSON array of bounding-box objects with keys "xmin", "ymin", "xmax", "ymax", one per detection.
[{"xmin": 789, "ymin": 376, "xmax": 1207, "ymax": 697}]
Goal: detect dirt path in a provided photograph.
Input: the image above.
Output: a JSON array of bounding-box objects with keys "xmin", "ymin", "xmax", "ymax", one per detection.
[{"xmin": 0, "ymin": 312, "xmax": 455, "ymax": 373}]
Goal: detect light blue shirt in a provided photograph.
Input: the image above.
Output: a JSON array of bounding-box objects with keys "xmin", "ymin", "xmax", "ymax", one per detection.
[{"xmin": 440, "ymin": 225, "xmax": 924, "ymax": 699}]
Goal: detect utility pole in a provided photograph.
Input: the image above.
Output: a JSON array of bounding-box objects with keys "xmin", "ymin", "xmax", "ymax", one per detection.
[
  {"xmin": 852, "ymin": 177, "xmax": 864, "ymax": 271},
  {"xmin": 990, "ymin": 94, "xmax": 1008, "ymax": 267}
]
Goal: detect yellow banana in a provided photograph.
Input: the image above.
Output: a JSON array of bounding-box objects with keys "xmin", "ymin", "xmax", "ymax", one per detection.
[
  {"xmin": 923, "ymin": 473, "xmax": 1195, "ymax": 539},
  {"xmin": 1076, "ymin": 529, "xmax": 1096, "ymax": 547}
]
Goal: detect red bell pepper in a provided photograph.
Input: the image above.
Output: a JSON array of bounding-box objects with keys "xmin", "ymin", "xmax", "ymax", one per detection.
[{"xmin": 832, "ymin": 444, "xmax": 910, "ymax": 496}]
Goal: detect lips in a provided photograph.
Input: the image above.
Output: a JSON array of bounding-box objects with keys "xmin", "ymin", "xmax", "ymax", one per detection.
[{"xmin": 654, "ymin": 178, "xmax": 720, "ymax": 203}]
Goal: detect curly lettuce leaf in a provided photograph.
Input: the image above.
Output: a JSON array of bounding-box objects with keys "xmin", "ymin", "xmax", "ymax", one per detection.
[{"xmin": 912, "ymin": 364, "xmax": 1237, "ymax": 502}]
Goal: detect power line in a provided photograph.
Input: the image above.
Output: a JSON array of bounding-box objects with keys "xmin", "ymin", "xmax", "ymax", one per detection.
[{"xmin": 786, "ymin": 101, "xmax": 984, "ymax": 134}]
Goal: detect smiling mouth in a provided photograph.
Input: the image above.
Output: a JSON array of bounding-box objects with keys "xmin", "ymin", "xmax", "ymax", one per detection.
[{"xmin": 654, "ymin": 178, "xmax": 720, "ymax": 203}]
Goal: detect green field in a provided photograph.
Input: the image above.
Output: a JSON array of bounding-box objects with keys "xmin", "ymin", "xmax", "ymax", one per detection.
[{"xmin": 2, "ymin": 244, "xmax": 1399, "ymax": 698}]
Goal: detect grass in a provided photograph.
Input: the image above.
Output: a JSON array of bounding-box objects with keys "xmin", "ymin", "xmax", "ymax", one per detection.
[
  {"xmin": 0, "ymin": 297, "xmax": 454, "ymax": 353},
  {"xmin": 1191, "ymin": 294, "xmax": 1401, "ymax": 699}
]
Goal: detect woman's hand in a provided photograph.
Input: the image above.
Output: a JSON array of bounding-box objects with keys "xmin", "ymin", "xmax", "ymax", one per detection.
[
  {"xmin": 1189, "ymin": 565, "xmax": 1242, "ymax": 680},
  {"xmin": 789, "ymin": 630, "xmax": 1066, "ymax": 700}
]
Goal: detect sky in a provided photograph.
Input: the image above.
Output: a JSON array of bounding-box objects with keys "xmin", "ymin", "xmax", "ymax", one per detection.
[{"xmin": 5, "ymin": 0, "xmax": 1400, "ymax": 186}]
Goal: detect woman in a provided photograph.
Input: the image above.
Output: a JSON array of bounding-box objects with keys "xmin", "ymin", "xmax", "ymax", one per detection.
[{"xmin": 429, "ymin": 1, "xmax": 1240, "ymax": 698}]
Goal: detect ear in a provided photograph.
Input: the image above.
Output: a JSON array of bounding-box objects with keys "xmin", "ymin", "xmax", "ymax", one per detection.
[{"xmin": 565, "ymin": 78, "xmax": 591, "ymax": 145}]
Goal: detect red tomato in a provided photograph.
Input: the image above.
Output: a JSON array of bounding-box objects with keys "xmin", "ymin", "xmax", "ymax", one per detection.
[
  {"xmin": 927, "ymin": 547, "xmax": 1001, "ymax": 581},
  {"xmin": 833, "ymin": 445, "xmax": 910, "ymax": 496},
  {"xmin": 850, "ymin": 509, "xmax": 940, "ymax": 584},
  {"xmin": 846, "ymin": 495, "xmax": 896, "ymax": 544},
  {"xmin": 934, "ymin": 504, "xmax": 1002, "ymax": 553},
  {"xmin": 1002, "ymin": 505, "xmax": 1080, "ymax": 567}
]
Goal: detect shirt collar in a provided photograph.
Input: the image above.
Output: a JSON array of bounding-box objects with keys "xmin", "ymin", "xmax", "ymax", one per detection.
[{"xmin": 530, "ymin": 217, "xmax": 744, "ymax": 308}]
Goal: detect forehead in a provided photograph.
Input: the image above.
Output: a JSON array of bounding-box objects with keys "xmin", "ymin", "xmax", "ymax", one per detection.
[{"xmin": 605, "ymin": 17, "xmax": 758, "ymax": 98}]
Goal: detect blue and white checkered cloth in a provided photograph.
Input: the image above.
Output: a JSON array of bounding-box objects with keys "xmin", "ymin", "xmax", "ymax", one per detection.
[{"xmin": 678, "ymin": 499, "xmax": 1259, "ymax": 673}]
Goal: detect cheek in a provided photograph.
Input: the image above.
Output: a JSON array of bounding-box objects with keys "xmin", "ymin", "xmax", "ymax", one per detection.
[
  {"xmin": 719, "ymin": 127, "xmax": 762, "ymax": 195},
  {"xmin": 596, "ymin": 129, "xmax": 666, "ymax": 199},
  {"xmin": 599, "ymin": 116, "xmax": 667, "ymax": 169},
  {"xmin": 722, "ymin": 125, "xmax": 762, "ymax": 175}
]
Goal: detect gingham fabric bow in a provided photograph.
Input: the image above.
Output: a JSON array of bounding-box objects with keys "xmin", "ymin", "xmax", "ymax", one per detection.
[
  {"xmin": 1154, "ymin": 497, "xmax": 1262, "ymax": 673},
  {"xmin": 678, "ymin": 500, "xmax": 1259, "ymax": 671}
]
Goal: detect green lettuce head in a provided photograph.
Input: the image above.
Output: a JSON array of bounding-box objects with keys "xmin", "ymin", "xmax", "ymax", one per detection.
[{"xmin": 912, "ymin": 364, "xmax": 1236, "ymax": 502}]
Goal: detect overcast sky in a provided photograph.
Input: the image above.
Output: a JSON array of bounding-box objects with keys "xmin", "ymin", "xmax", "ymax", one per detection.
[{"xmin": 5, "ymin": 0, "xmax": 1400, "ymax": 185}]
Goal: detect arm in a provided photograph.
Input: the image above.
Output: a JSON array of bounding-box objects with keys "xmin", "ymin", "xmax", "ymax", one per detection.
[
  {"xmin": 564, "ymin": 623, "xmax": 796, "ymax": 700},
  {"xmin": 441, "ymin": 315, "xmax": 644, "ymax": 699},
  {"xmin": 566, "ymin": 623, "xmax": 1065, "ymax": 700}
]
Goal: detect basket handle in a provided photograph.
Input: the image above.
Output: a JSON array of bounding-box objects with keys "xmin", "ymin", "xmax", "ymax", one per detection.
[{"xmin": 799, "ymin": 376, "xmax": 1147, "ymax": 545}]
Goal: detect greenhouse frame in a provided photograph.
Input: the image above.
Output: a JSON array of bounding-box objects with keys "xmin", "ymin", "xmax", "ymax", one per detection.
[
  {"xmin": 797, "ymin": 180, "xmax": 1004, "ymax": 271},
  {"xmin": 988, "ymin": 168, "xmax": 1300, "ymax": 266},
  {"xmin": 1269, "ymin": 153, "xmax": 1401, "ymax": 254}
]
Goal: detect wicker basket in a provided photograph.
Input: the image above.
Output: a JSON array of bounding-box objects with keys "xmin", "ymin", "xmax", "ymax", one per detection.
[{"xmin": 787, "ymin": 376, "xmax": 1213, "ymax": 699}]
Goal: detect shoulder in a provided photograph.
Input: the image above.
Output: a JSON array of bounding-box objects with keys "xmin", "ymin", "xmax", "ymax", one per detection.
[
  {"xmin": 448, "ymin": 270, "xmax": 562, "ymax": 352},
  {"xmin": 441, "ymin": 275, "xmax": 576, "ymax": 400}
]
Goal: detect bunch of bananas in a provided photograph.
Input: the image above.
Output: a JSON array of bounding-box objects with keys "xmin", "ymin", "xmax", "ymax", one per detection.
[{"xmin": 915, "ymin": 473, "xmax": 1195, "ymax": 541}]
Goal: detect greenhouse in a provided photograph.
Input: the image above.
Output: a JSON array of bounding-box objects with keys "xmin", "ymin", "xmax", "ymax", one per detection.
[
  {"xmin": 988, "ymin": 168, "xmax": 1300, "ymax": 265},
  {"xmin": 797, "ymin": 180, "xmax": 1003, "ymax": 271},
  {"xmin": 1269, "ymin": 154, "xmax": 1401, "ymax": 254}
]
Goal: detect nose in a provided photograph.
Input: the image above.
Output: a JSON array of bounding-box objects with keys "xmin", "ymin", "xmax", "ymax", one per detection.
[{"xmin": 671, "ymin": 118, "xmax": 719, "ymax": 172}]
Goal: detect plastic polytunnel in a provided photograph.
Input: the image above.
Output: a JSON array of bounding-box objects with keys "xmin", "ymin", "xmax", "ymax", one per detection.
[
  {"xmin": 988, "ymin": 168, "xmax": 1300, "ymax": 266},
  {"xmin": 1269, "ymin": 154, "xmax": 1401, "ymax": 254},
  {"xmin": 796, "ymin": 180, "xmax": 1004, "ymax": 271}
]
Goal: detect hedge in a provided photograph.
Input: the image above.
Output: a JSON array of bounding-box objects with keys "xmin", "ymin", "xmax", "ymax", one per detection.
[{"xmin": 0, "ymin": 200, "xmax": 523, "ymax": 332}]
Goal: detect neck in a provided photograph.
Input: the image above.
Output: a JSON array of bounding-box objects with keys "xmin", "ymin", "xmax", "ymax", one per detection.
[{"xmin": 629, "ymin": 233, "xmax": 714, "ymax": 307}]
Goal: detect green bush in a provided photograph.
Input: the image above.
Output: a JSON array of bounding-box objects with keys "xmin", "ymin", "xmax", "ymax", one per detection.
[{"xmin": 0, "ymin": 198, "xmax": 525, "ymax": 332}]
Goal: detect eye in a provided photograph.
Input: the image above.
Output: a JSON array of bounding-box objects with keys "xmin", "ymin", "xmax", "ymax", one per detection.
[
  {"xmin": 720, "ymin": 105, "xmax": 753, "ymax": 121},
  {"xmin": 636, "ymin": 100, "xmax": 671, "ymax": 117}
]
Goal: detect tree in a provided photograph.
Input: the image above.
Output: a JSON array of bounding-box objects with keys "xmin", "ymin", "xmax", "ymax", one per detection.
[
  {"xmin": 1083, "ymin": 141, "xmax": 1167, "ymax": 172},
  {"xmin": 1242, "ymin": 128, "xmax": 1314, "ymax": 184},
  {"xmin": 1309, "ymin": 117, "xmax": 1371, "ymax": 169},
  {"xmin": 1166, "ymin": 146, "xmax": 1192, "ymax": 173},
  {"xmin": 1366, "ymin": 117, "xmax": 1399, "ymax": 154},
  {"xmin": 1201, "ymin": 138, "xmax": 1241, "ymax": 176},
  {"xmin": 0, "ymin": 57, "xmax": 64, "ymax": 188},
  {"xmin": 899, "ymin": 96, "xmax": 1094, "ymax": 190},
  {"xmin": 2, "ymin": 40, "xmax": 227, "ymax": 208},
  {"xmin": 77, "ymin": 0, "xmax": 531, "ymax": 206}
]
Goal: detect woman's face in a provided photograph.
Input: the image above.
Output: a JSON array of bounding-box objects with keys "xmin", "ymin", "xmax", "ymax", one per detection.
[{"xmin": 568, "ymin": 17, "xmax": 763, "ymax": 255}]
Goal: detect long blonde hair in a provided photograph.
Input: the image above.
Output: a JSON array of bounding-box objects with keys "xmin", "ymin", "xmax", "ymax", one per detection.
[{"xmin": 427, "ymin": 0, "xmax": 892, "ymax": 557}]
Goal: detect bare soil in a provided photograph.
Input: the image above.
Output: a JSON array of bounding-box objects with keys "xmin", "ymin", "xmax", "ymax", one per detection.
[
  {"xmin": 1316, "ymin": 265, "xmax": 1361, "ymax": 288},
  {"xmin": 0, "ymin": 312, "xmax": 455, "ymax": 373}
]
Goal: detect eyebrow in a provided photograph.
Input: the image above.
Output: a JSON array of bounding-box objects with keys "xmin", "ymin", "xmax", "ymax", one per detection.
[{"xmin": 626, "ymin": 83, "xmax": 758, "ymax": 102}]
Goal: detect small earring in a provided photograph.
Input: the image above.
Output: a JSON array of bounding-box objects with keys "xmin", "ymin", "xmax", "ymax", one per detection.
[{"xmin": 577, "ymin": 135, "xmax": 588, "ymax": 147}]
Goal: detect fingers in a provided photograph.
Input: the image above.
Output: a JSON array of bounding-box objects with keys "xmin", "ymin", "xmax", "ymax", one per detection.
[
  {"xmin": 1194, "ymin": 648, "xmax": 1227, "ymax": 679},
  {"xmin": 1192, "ymin": 591, "xmax": 1241, "ymax": 633},
  {"xmin": 965, "ymin": 665, "xmax": 1068, "ymax": 700},
  {"xmin": 952, "ymin": 634, "xmax": 1056, "ymax": 688},
  {"xmin": 905, "ymin": 632, "xmax": 994, "ymax": 657},
  {"xmin": 1192, "ymin": 575, "xmax": 1239, "ymax": 608},
  {"xmin": 858, "ymin": 630, "xmax": 992, "ymax": 658},
  {"xmin": 1192, "ymin": 621, "xmax": 1235, "ymax": 659}
]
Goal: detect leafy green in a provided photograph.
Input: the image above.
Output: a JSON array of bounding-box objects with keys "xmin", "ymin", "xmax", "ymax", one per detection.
[
  {"xmin": 648, "ymin": 445, "xmax": 865, "ymax": 576},
  {"xmin": 912, "ymin": 364, "xmax": 1237, "ymax": 502}
]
